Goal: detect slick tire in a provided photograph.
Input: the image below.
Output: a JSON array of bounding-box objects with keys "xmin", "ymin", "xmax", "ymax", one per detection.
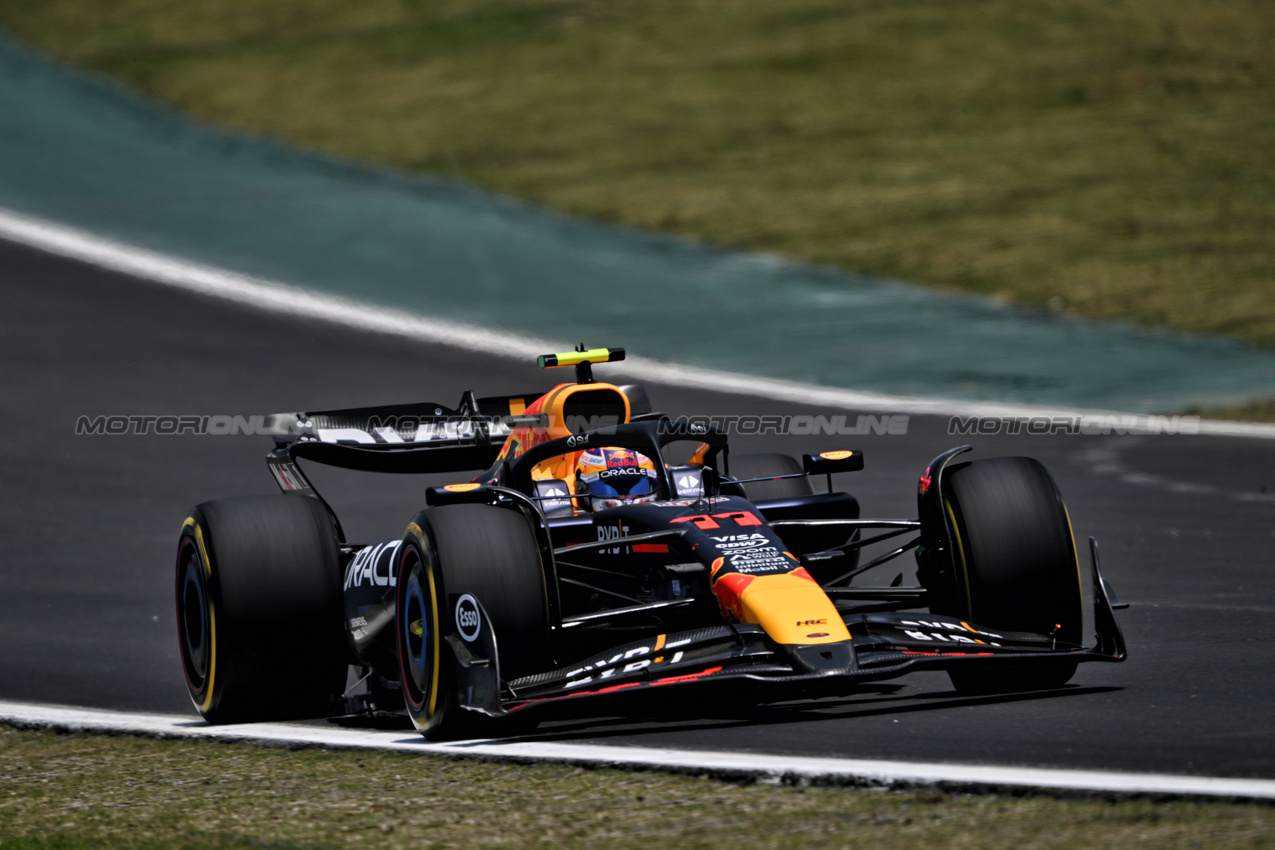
[
  {"xmin": 396, "ymin": 504, "xmax": 549, "ymax": 741},
  {"xmin": 730, "ymin": 454, "xmax": 815, "ymax": 501},
  {"xmin": 932, "ymin": 457, "xmax": 1083, "ymax": 694},
  {"xmin": 176, "ymin": 495, "xmax": 347, "ymax": 723}
]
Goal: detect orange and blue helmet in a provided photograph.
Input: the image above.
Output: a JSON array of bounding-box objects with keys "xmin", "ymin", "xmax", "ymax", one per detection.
[{"xmin": 576, "ymin": 448, "xmax": 658, "ymax": 510}]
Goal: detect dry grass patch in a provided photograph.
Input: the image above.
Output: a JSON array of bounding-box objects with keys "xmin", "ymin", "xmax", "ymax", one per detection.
[{"xmin": 1, "ymin": 727, "xmax": 1274, "ymax": 849}]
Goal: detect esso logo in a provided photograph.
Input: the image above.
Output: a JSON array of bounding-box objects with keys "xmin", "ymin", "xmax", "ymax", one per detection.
[{"xmin": 454, "ymin": 594, "xmax": 481, "ymax": 642}]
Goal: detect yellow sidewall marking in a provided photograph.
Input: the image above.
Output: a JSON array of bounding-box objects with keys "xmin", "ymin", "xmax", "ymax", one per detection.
[
  {"xmin": 402, "ymin": 523, "xmax": 440, "ymax": 722},
  {"xmin": 192, "ymin": 522, "xmax": 217, "ymax": 713},
  {"xmin": 944, "ymin": 499, "xmax": 974, "ymax": 620},
  {"xmin": 426, "ymin": 565, "xmax": 440, "ymax": 718},
  {"xmin": 1062, "ymin": 505, "xmax": 1084, "ymax": 635}
]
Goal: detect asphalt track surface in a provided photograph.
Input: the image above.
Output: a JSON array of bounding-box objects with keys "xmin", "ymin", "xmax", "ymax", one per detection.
[{"xmin": 2, "ymin": 237, "xmax": 1273, "ymax": 781}]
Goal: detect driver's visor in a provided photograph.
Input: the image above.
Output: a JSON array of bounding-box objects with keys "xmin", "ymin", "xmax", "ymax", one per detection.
[{"xmin": 588, "ymin": 475, "xmax": 655, "ymax": 499}]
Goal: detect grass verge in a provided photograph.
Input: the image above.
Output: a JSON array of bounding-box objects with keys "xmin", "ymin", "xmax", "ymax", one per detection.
[
  {"xmin": 1, "ymin": 726, "xmax": 1273, "ymax": 849},
  {"xmin": 0, "ymin": 0, "xmax": 1272, "ymax": 350},
  {"xmin": 1186, "ymin": 397, "xmax": 1275, "ymax": 423}
]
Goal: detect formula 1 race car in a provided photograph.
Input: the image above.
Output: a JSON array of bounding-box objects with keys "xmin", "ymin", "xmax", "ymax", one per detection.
[{"xmin": 175, "ymin": 347, "xmax": 1126, "ymax": 738}]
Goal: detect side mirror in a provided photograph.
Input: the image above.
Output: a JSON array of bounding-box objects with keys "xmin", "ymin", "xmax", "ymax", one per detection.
[
  {"xmin": 699, "ymin": 465, "xmax": 721, "ymax": 499},
  {"xmin": 803, "ymin": 450, "xmax": 864, "ymax": 476},
  {"xmin": 533, "ymin": 479, "xmax": 575, "ymax": 517},
  {"xmin": 617, "ymin": 384, "xmax": 654, "ymax": 417}
]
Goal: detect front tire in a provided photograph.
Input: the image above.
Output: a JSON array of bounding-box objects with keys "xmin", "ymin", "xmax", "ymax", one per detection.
[
  {"xmin": 396, "ymin": 504, "xmax": 549, "ymax": 740},
  {"xmin": 931, "ymin": 457, "xmax": 1083, "ymax": 694},
  {"xmin": 176, "ymin": 495, "xmax": 347, "ymax": 723}
]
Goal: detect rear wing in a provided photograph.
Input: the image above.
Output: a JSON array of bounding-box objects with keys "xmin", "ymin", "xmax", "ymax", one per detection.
[
  {"xmin": 264, "ymin": 390, "xmax": 545, "ymax": 494},
  {"xmin": 262, "ymin": 344, "xmax": 651, "ymax": 505}
]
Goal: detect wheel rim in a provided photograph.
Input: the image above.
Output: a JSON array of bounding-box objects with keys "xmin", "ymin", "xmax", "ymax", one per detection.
[
  {"xmin": 177, "ymin": 538, "xmax": 210, "ymax": 692},
  {"xmin": 398, "ymin": 546, "xmax": 433, "ymax": 712}
]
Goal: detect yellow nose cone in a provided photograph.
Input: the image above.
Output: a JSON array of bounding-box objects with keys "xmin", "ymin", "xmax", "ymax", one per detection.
[{"xmin": 714, "ymin": 568, "xmax": 850, "ymax": 645}]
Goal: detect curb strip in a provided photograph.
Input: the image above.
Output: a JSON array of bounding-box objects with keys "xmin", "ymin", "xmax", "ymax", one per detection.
[{"xmin": 3, "ymin": 701, "xmax": 1273, "ymax": 803}]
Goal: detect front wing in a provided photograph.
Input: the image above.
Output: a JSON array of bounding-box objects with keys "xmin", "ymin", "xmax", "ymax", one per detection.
[{"xmin": 448, "ymin": 538, "xmax": 1127, "ymax": 717}]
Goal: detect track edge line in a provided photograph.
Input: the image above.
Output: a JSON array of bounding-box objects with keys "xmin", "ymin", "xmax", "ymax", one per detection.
[
  {"xmin": 2, "ymin": 206, "xmax": 1273, "ymax": 439},
  {"xmin": 2, "ymin": 701, "xmax": 1273, "ymax": 804}
]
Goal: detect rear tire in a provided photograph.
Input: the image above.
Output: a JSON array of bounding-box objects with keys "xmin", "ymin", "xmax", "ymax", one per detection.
[
  {"xmin": 932, "ymin": 457, "xmax": 1083, "ymax": 694},
  {"xmin": 396, "ymin": 504, "xmax": 549, "ymax": 740},
  {"xmin": 176, "ymin": 495, "xmax": 347, "ymax": 723},
  {"xmin": 731, "ymin": 454, "xmax": 814, "ymax": 500}
]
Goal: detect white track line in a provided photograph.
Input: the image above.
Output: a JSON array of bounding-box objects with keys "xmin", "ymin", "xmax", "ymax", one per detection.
[
  {"xmin": 2, "ymin": 701, "xmax": 1272, "ymax": 802},
  {"xmin": 2, "ymin": 207, "xmax": 1272, "ymax": 439}
]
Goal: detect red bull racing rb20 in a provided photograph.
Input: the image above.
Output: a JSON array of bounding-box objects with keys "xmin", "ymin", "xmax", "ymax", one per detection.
[{"xmin": 176, "ymin": 347, "xmax": 1126, "ymax": 739}]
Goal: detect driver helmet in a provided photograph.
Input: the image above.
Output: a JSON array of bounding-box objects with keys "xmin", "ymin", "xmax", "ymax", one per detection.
[{"xmin": 575, "ymin": 448, "xmax": 659, "ymax": 510}]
